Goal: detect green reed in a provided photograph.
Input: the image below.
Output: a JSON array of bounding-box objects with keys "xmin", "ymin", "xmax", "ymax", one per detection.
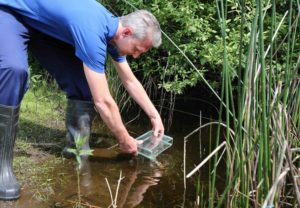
[{"xmin": 210, "ymin": 0, "xmax": 300, "ymax": 207}]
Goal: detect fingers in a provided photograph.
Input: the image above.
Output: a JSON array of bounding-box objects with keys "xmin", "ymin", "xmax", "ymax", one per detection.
[
  {"xmin": 153, "ymin": 129, "xmax": 159, "ymax": 137},
  {"xmin": 150, "ymin": 116, "xmax": 165, "ymax": 136},
  {"xmin": 152, "ymin": 119, "xmax": 164, "ymax": 139},
  {"xmin": 153, "ymin": 130, "xmax": 164, "ymax": 142},
  {"xmin": 119, "ymin": 137, "xmax": 140, "ymax": 156},
  {"xmin": 136, "ymin": 140, "xmax": 143, "ymax": 145},
  {"xmin": 120, "ymin": 145, "xmax": 137, "ymax": 155}
]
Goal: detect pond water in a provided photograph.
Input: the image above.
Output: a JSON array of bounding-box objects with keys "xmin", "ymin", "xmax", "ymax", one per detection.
[{"xmin": 2, "ymin": 98, "xmax": 225, "ymax": 208}]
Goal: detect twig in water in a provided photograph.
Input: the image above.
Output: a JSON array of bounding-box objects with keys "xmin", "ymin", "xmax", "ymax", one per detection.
[
  {"xmin": 105, "ymin": 178, "xmax": 114, "ymax": 207},
  {"xmin": 186, "ymin": 141, "xmax": 227, "ymax": 178},
  {"xmin": 105, "ymin": 171, "xmax": 125, "ymax": 208},
  {"xmin": 114, "ymin": 171, "xmax": 124, "ymax": 207},
  {"xmin": 107, "ymin": 144, "xmax": 119, "ymax": 150}
]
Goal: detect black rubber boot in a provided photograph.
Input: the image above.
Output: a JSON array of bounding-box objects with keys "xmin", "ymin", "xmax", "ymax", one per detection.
[
  {"xmin": 63, "ymin": 99, "xmax": 96, "ymax": 158},
  {"xmin": 0, "ymin": 104, "xmax": 21, "ymax": 200}
]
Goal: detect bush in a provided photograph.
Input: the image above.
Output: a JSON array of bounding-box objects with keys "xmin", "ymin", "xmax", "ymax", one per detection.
[{"xmin": 100, "ymin": 0, "xmax": 298, "ymax": 95}]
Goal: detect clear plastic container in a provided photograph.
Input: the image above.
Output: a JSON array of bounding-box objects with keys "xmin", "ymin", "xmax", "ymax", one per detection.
[{"xmin": 136, "ymin": 131, "xmax": 173, "ymax": 160}]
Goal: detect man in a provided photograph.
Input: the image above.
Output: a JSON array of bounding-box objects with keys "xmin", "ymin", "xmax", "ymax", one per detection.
[{"xmin": 0, "ymin": 0, "xmax": 164, "ymax": 200}]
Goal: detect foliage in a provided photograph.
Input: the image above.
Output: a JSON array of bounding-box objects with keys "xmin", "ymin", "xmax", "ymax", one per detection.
[
  {"xmin": 66, "ymin": 136, "xmax": 94, "ymax": 169},
  {"xmin": 67, "ymin": 135, "xmax": 94, "ymax": 208},
  {"xmin": 29, "ymin": 54, "xmax": 55, "ymax": 91},
  {"xmin": 101, "ymin": 0, "xmax": 213, "ymax": 94},
  {"xmin": 100, "ymin": 0, "xmax": 298, "ymax": 96}
]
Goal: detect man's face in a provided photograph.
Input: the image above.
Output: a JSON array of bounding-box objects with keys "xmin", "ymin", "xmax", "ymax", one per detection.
[{"xmin": 115, "ymin": 31, "xmax": 152, "ymax": 58}]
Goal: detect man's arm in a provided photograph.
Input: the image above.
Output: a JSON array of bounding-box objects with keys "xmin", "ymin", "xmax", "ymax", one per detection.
[
  {"xmin": 83, "ymin": 63, "xmax": 139, "ymax": 155},
  {"xmin": 112, "ymin": 60, "xmax": 164, "ymax": 137}
]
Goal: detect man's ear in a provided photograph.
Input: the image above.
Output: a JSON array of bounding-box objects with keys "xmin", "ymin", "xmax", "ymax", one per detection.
[{"xmin": 121, "ymin": 27, "xmax": 133, "ymax": 37}]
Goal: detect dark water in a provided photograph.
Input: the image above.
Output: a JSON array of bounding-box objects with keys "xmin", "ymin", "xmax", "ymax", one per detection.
[{"xmin": 2, "ymin": 98, "xmax": 225, "ymax": 208}]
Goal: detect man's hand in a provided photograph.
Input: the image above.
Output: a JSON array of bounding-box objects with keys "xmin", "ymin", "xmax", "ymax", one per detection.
[
  {"xmin": 151, "ymin": 115, "xmax": 164, "ymax": 140},
  {"xmin": 119, "ymin": 135, "xmax": 142, "ymax": 156}
]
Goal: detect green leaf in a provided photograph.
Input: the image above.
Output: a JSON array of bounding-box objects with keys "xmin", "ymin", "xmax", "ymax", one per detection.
[
  {"xmin": 66, "ymin": 148, "xmax": 77, "ymax": 155},
  {"xmin": 79, "ymin": 149, "xmax": 94, "ymax": 156}
]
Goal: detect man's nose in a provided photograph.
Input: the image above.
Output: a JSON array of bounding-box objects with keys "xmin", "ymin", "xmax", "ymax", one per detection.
[{"xmin": 133, "ymin": 53, "xmax": 140, "ymax": 58}]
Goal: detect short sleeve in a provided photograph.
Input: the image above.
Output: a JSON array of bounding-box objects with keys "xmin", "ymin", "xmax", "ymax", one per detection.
[
  {"xmin": 107, "ymin": 45, "xmax": 126, "ymax": 63},
  {"xmin": 67, "ymin": 5, "xmax": 122, "ymax": 73},
  {"xmin": 70, "ymin": 25, "xmax": 107, "ymax": 73}
]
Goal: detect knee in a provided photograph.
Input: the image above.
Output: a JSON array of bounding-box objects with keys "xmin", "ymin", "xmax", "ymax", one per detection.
[
  {"xmin": 8, "ymin": 63, "xmax": 29, "ymax": 79},
  {"xmin": 3, "ymin": 62, "xmax": 29, "ymax": 81},
  {"xmin": 0, "ymin": 62, "xmax": 29, "ymax": 106},
  {"xmin": 0, "ymin": 62, "xmax": 29, "ymax": 93}
]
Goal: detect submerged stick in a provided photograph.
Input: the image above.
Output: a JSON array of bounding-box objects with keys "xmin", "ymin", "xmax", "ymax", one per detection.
[
  {"xmin": 105, "ymin": 178, "xmax": 114, "ymax": 208},
  {"xmin": 186, "ymin": 141, "xmax": 226, "ymax": 178},
  {"xmin": 114, "ymin": 171, "xmax": 124, "ymax": 207},
  {"xmin": 105, "ymin": 171, "xmax": 125, "ymax": 208}
]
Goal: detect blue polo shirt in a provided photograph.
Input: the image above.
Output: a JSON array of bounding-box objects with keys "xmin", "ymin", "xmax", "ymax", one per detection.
[{"xmin": 0, "ymin": 0, "xmax": 126, "ymax": 73}]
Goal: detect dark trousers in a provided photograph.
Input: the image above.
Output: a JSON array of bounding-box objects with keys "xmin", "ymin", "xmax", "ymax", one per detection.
[{"xmin": 0, "ymin": 7, "xmax": 93, "ymax": 106}]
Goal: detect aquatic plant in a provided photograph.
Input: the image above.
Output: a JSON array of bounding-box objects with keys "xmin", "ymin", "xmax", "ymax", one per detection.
[{"xmin": 66, "ymin": 135, "xmax": 94, "ymax": 208}]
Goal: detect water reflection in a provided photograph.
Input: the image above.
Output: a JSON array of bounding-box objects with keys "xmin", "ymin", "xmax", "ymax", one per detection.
[
  {"xmin": 57, "ymin": 151, "xmax": 164, "ymax": 208},
  {"xmin": 116, "ymin": 160, "xmax": 162, "ymax": 208}
]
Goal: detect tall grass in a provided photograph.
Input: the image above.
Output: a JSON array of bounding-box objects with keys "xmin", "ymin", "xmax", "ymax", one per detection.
[{"xmin": 207, "ymin": 0, "xmax": 300, "ymax": 207}]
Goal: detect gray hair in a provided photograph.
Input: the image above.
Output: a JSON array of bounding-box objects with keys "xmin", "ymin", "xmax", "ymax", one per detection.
[{"xmin": 120, "ymin": 10, "xmax": 162, "ymax": 48}]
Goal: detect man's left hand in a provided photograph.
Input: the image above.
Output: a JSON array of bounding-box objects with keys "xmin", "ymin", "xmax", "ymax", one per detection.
[{"xmin": 150, "ymin": 115, "xmax": 164, "ymax": 140}]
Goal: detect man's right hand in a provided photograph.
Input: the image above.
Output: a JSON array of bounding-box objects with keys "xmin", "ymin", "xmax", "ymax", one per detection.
[{"xmin": 118, "ymin": 135, "xmax": 142, "ymax": 156}]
